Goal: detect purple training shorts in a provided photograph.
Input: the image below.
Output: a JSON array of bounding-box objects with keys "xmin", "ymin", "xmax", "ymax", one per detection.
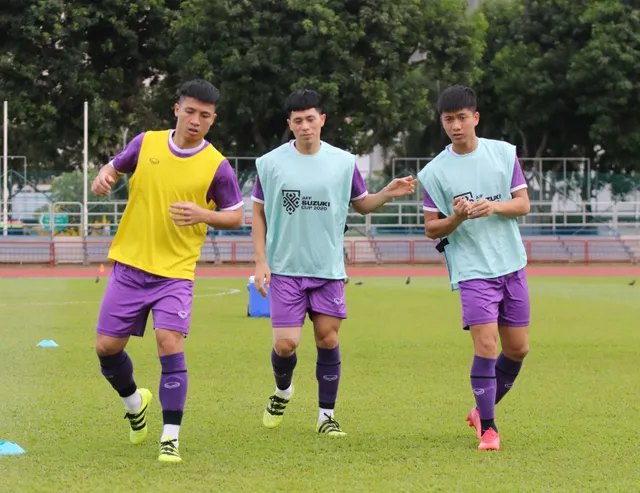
[
  {"xmin": 458, "ymin": 268, "xmax": 530, "ymax": 330},
  {"xmin": 269, "ymin": 274, "xmax": 347, "ymax": 328},
  {"xmin": 96, "ymin": 262, "xmax": 194, "ymax": 338}
]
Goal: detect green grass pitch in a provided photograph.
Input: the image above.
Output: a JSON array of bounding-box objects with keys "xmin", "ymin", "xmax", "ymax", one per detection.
[{"xmin": 0, "ymin": 274, "xmax": 639, "ymax": 492}]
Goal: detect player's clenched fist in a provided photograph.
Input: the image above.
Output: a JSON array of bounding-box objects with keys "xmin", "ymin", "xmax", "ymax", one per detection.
[
  {"xmin": 91, "ymin": 169, "xmax": 116, "ymax": 196},
  {"xmin": 452, "ymin": 196, "xmax": 472, "ymax": 222}
]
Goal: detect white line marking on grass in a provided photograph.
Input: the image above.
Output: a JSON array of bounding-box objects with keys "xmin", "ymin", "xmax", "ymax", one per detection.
[{"xmin": 194, "ymin": 288, "xmax": 241, "ymax": 298}]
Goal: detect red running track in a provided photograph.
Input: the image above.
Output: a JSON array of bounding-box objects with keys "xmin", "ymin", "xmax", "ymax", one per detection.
[{"xmin": 1, "ymin": 265, "xmax": 639, "ymax": 278}]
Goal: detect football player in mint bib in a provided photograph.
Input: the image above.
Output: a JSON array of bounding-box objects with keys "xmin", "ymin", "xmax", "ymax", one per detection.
[
  {"xmin": 418, "ymin": 85, "xmax": 531, "ymax": 452},
  {"xmin": 251, "ymin": 89, "xmax": 416, "ymax": 437}
]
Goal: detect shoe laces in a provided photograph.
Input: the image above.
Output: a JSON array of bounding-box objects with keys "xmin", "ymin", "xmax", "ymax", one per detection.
[
  {"xmin": 268, "ymin": 393, "xmax": 287, "ymax": 411},
  {"xmin": 322, "ymin": 413, "xmax": 342, "ymax": 430},
  {"xmin": 160, "ymin": 438, "xmax": 178, "ymax": 453}
]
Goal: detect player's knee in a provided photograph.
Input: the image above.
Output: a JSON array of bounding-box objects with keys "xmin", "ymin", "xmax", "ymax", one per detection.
[
  {"xmin": 95, "ymin": 336, "xmax": 124, "ymax": 357},
  {"xmin": 506, "ymin": 343, "xmax": 529, "ymax": 361},
  {"xmin": 274, "ymin": 338, "xmax": 298, "ymax": 356},
  {"xmin": 95, "ymin": 342, "xmax": 115, "ymax": 357},
  {"xmin": 473, "ymin": 338, "xmax": 498, "ymax": 358},
  {"xmin": 156, "ymin": 329, "xmax": 184, "ymax": 356},
  {"xmin": 315, "ymin": 330, "xmax": 339, "ymax": 349}
]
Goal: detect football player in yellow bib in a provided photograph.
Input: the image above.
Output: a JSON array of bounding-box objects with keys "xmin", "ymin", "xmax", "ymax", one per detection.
[{"xmin": 91, "ymin": 79, "xmax": 244, "ymax": 463}]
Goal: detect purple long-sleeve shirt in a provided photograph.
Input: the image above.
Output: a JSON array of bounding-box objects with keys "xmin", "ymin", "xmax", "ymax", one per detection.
[{"xmin": 110, "ymin": 130, "xmax": 244, "ymax": 210}]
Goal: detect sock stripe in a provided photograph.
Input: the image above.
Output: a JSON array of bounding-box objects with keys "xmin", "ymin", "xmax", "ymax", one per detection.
[
  {"xmin": 162, "ymin": 410, "xmax": 184, "ymax": 426},
  {"xmin": 480, "ymin": 419, "xmax": 497, "ymax": 432},
  {"xmin": 316, "ymin": 361, "xmax": 341, "ymax": 367},
  {"xmin": 470, "ymin": 375, "xmax": 496, "ymax": 379},
  {"xmin": 161, "ymin": 370, "xmax": 187, "ymax": 375},
  {"xmin": 117, "ymin": 384, "xmax": 138, "ymax": 398}
]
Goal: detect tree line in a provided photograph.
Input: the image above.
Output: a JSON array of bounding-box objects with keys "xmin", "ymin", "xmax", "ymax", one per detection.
[{"xmin": 1, "ymin": 0, "xmax": 638, "ymax": 180}]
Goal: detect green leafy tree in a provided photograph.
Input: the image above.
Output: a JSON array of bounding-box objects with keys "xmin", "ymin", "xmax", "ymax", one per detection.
[
  {"xmin": 475, "ymin": 0, "xmax": 640, "ymax": 204},
  {"xmin": 166, "ymin": 0, "xmax": 484, "ymax": 163},
  {"xmin": 568, "ymin": 0, "xmax": 640, "ymax": 173},
  {"xmin": 476, "ymin": 0, "xmax": 593, "ymax": 159},
  {"xmin": 0, "ymin": 0, "xmax": 179, "ymax": 175},
  {"xmin": 394, "ymin": 2, "xmax": 488, "ymax": 160}
]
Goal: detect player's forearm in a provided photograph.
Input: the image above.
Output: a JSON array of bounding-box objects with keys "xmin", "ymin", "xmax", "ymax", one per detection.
[
  {"xmin": 203, "ymin": 209, "xmax": 244, "ymax": 230},
  {"xmin": 353, "ymin": 191, "xmax": 391, "ymax": 215},
  {"xmin": 251, "ymin": 213, "xmax": 267, "ymax": 264},
  {"xmin": 494, "ymin": 197, "xmax": 530, "ymax": 217},
  {"xmin": 425, "ymin": 215, "xmax": 464, "ymax": 240}
]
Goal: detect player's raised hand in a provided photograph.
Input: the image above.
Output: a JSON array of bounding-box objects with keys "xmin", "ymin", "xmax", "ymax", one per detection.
[
  {"xmin": 91, "ymin": 170, "xmax": 115, "ymax": 197},
  {"xmin": 169, "ymin": 202, "xmax": 209, "ymax": 226},
  {"xmin": 468, "ymin": 199, "xmax": 495, "ymax": 218},
  {"xmin": 254, "ymin": 261, "xmax": 271, "ymax": 297},
  {"xmin": 452, "ymin": 196, "xmax": 471, "ymax": 221},
  {"xmin": 384, "ymin": 176, "xmax": 417, "ymax": 197}
]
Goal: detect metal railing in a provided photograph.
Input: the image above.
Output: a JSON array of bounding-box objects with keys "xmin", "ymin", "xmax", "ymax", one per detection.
[
  {"xmin": 1, "ymin": 237, "xmax": 638, "ymax": 266},
  {"xmin": 391, "ymin": 157, "xmax": 592, "ymax": 204},
  {"xmin": 2, "ymin": 199, "xmax": 640, "ymax": 239}
]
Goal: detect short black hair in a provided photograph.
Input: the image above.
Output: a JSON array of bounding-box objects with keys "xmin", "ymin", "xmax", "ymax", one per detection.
[
  {"xmin": 178, "ymin": 79, "xmax": 220, "ymax": 106},
  {"xmin": 284, "ymin": 89, "xmax": 322, "ymax": 115},
  {"xmin": 436, "ymin": 85, "xmax": 477, "ymax": 114}
]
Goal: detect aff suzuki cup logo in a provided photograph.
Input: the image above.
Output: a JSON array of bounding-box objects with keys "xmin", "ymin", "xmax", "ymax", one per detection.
[{"xmin": 282, "ymin": 190, "xmax": 301, "ymax": 215}]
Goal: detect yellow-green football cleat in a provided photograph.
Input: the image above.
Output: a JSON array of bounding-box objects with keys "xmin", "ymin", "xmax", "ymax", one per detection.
[
  {"xmin": 316, "ymin": 414, "xmax": 347, "ymax": 437},
  {"xmin": 124, "ymin": 388, "xmax": 152, "ymax": 445},
  {"xmin": 263, "ymin": 387, "xmax": 294, "ymax": 429},
  {"xmin": 158, "ymin": 438, "xmax": 182, "ymax": 463}
]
